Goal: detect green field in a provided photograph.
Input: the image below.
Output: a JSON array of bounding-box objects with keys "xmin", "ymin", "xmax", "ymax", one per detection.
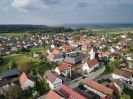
[
  {"xmin": 0, "ymin": 28, "xmax": 133, "ymax": 37},
  {"xmin": 0, "ymin": 54, "xmax": 39, "ymax": 73},
  {"xmin": 31, "ymin": 47, "xmax": 45, "ymax": 52},
  {"xmin": 0, "ymin": 33, "xmax": 28, "ymax": 37},
  {"xmin": 3, "ymin": 54, "xmax": 38, "ymax": 64},
  {"xmin": 91, "ymin": 28, "xmax": 133, "ymax": 34},
  {"xmin": 0, "ymin": 53, "xmax": 55, "ymax": 74}
]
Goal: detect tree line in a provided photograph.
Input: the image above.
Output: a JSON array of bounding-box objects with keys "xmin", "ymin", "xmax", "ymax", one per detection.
[{"xmin": 0, "ymin": 25, "xmax": 73, "ymax": 33}]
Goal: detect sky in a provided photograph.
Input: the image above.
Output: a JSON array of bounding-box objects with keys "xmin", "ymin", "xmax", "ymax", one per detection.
[{"xmin": 0, "ymin": 0, "xmax": 133, "ymax": 25}]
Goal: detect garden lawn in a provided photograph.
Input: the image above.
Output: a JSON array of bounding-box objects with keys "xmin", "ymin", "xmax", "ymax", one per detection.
[
  {"xmin": 31, "ymin": 47, "xmax": 45, "ymax": 52},
  {"xmin": 0, "ymin": 54, "xmax": 39, "ymax": 73}
]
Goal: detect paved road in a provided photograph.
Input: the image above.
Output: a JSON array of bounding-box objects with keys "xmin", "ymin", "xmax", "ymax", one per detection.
[{"xmin": 68, "ymin": 64, "xmax": 105, "ymax": 89}]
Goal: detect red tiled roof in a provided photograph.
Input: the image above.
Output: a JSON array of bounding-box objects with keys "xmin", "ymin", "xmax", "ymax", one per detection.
[
  {"xmin": 58, "ymin": 62, "xmax": 72, "ymax": 72},
  {"xmin": 63, "ymin": 45, "xmax": 74, "ymax": 51},
  {"xmin": 83, "ymin": 79, "xmax": 113, "ymax": 95},
  {"xmin": 19, "ymin": 72, "xmax": 29, "ymax": 87},
  {"xmin": 52, "ymin": 48, "xmax": 61, "ymax": 54},
  {"xmin": 46, "ymin": 90, "xmax": 63, "ymax": 99},
  {"xmin": 59, "ymin": 84, "xmax": 86, "ymax": 99},
  {"xmin": 121, "ymin": 68, "xmax": 133, "ymax": 73},
  {"xmin": 47, "ymin": 54, "xmax": 54, "ymax": 60},
  {"xmin": 87, "ymin": 59, "xmax": 99, "ymax": 68},
  {"xmin": 82, "ymin": 42, "xmax": 88, "ymax": 48}
]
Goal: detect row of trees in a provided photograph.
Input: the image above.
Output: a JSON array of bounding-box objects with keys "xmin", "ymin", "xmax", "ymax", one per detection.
[{"xmin": 0, "ymin": 25, "xmax": 73, "ymax": 33}]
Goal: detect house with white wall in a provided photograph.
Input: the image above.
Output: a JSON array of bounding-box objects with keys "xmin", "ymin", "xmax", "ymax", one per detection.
[
  {"xmin": 47, "ymin": 48, "xmax": 64, "ymax": 63},
  {"xmin": 112, "ymin": 69, "xmax": 133, "ymax": 82},
  {"xmin": 19, "ymin": 72, "xmax": 34, "ymax": 90},
  {"xmin": 83, "ymin": 79, "xmax": 113, "ymax": 99},
  {"xmin": 44, "ymin": 70, "xmax": 62, "ymax": 90},
  {"xmin": 55, "ymin": 62, "xmax": 72, "ymax": 77},
  {"xmin": 89, "ymin": 48, "xmax": 95, "ymax": 60},
  {"xmin": 82, "ymin": 59, "xmax": 99, "ymax": 73}
]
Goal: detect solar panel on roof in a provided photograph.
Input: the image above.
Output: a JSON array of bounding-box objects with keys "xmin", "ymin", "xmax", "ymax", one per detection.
[{"xmin": 1, "ymin": 68, "xmax": 18, "ymax": 78}]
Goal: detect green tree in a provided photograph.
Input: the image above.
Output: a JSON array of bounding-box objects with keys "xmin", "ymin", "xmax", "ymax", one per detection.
[
  {"xmin": 74, "ymin": 35, "xmax": 80, "ymax": 41},
  {"xmin": 8, "ymin": 61, "xmax": 17, "ymax": 69},
  {"xmin": 88, "ymin": 30, "xmax": 95, "ymax": 36},
  {"xmin": 34, "ymin": 75, "xmax": 50, "ymax": 95},
  {"xmin": 4, "ymin": 84, "xmax": 23, "ymax": 99},
  {"xmin": 18, "ymin": 61, "xmax": 34, "ymax": 73},
  {"xmin": 0, "ymin": 57, "xmax": 4, "ymax": 65}
]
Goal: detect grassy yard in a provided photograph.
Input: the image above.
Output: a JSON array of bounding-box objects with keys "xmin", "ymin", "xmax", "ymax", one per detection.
[
  {"xmin": 31, "ymin": 47, "xmax": 45, "ymax": 52},
  {"xmin": 0, "ymin": 53, "xmax": 56, "ymax": 74},
  {"xmin": 0, "ymin": 54, "xmax": 39, "ymax": 73},
  {"xmin": 3, "ymin": 54, "xmax": 38, "ymax": 64}
]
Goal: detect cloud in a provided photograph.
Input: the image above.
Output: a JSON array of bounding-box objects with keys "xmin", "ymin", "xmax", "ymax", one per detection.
[
  {"xmin": 75, "ymin": 0, "xmax": 133, "ymax": 8},
  {"xmin": 11, "ymin": 0, "xmax": 49, "ymax": 11},
  {"xmin": 10, "ymin": 0, "xmax": 133, "ymax": 11}
]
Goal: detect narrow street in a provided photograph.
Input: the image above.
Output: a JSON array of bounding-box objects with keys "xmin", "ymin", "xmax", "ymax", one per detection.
[{"xmin": 68, "ymin": 63, "xmax": 105, "ymax": 89}]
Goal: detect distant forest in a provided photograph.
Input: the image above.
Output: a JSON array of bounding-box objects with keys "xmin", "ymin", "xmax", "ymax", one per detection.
[{"xmin": 0, "ymin": 25, "xmax": 73, "ymax": 33}]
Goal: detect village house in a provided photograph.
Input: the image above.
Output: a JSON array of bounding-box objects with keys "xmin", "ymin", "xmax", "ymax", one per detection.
[
  {"xmin": 62, "ymin": 44, "xmax": 74, "ymax": 52},
  {"xmin": 19, "ymin": 72, "xmax": 35, "ymax": 90},
  {"xmin": 55, "ymin": 62, "xmax": 72, "ymax": 77},
  {"xmin": 64, "ymin": 52, "xmax": 85, "ymax": 64},
  {"xmin": 44, "ymin": 70, "xmax": 62, "ymax": 90},
  {"xmin": 112, "ymin": 68, "xmax": 133, "ymax": 90},
  {"xmin": 112, "ymin": 69, "xmax": 133, "ymax": 82},
  {"xmin": 58, "ymin": 84, "xmax": 86, "ymax": 99},
  {"xmin": 98, "ymin": 51, "xmax": 110, "ymax": 61},
  {"xmin": 64, "ymin": 56, "xmax": 82, "ymax": 64},
  {"xmin": 81, "ymin": 40, "xmax": 91, "ymax": 51},
  {"xmin": 83, "ymin": 79, "xmax": 113, "ymax": 99},
  {"xmin": 82, "ymin": 59, "xmax": 99, "ymax": 73},
  {"xmin": 89, "ymin": 48, "xmax": 95, "ymax": 60},
  {"xmin": 46, "ymin": 90, "xmax": 65, "ymax": 99},
  {"xmin": 0, "ymin": 68, "xmax": 19, "ymax": 79},
  {"xmin": 47, "ymin": 48, "xmax": 64, "ymax": 63},
  {"xmin": 115, "ymin": 43, "xmax": 124, "ymax": 50}
]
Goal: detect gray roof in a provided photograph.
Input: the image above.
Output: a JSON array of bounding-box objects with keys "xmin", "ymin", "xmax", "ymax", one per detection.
[
  {"xmin": 54, "ymin": 54, "xmax": 63, "ymax": 59},
  {"xmin": 44, "ymin": 70, "xmax": 58, "ymax": 83},
  {"xmin": 1, "ymin": 68, "xmax": 19, "ymax": 78},
  {"xmin": 64, "ymin": 55, "xmax": 83, "ymax": 63}
]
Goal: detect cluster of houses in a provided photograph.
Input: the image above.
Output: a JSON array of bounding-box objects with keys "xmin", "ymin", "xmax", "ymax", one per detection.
[
  {"xmin": 43, "ymin": 33, "xmax": 133, "ymax": 99},
  {"xmin": 0, "ymin": 69, "xmax": 35, "ymax": 95},
  {"xmin": 0, "ymin": 32, "xmax": 133, "ymax": 99},
  {"xmin": 45, "ymin": 78, "xmax": 117, "ymax": 99},
  {"xmin": 0, "ymin": 34, "xmax": 50, "ymax": 55}
]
